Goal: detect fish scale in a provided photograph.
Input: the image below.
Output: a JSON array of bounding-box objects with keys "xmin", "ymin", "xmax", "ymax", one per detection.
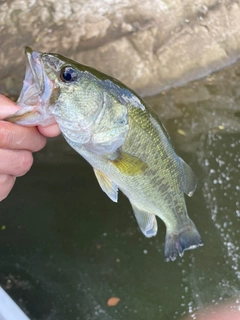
[
  {"xmin": 6, "ymin": 46, "xmax": 203, "ymax": 261},
  {"xmin": 121, "ymin": 107, "xmax": 184, "ymax": 216}
]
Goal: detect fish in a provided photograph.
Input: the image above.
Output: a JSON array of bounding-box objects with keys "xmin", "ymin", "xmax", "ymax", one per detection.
[{"xmin": 7, "ymin": 47, "xmax": 203, "ymax": 261}]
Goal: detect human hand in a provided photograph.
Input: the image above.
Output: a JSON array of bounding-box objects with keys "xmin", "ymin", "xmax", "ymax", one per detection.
[
  {"xmin": 0, "ymin": 94, "xmax": 60, "ymax": 201},
  {"xmin": 183, "ymin": 299, "xmax": 240, "ymax": 320}
]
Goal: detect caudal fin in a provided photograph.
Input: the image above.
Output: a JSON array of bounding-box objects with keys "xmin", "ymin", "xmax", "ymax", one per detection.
[{"xmin": 164, "ymin": 220, "xmax": 203, "ymax": 262}]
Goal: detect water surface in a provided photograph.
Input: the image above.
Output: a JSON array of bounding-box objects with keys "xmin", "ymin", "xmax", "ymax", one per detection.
[{"xmin": 0, "ymin": 61, "xmax": 240, "ymax": 319}]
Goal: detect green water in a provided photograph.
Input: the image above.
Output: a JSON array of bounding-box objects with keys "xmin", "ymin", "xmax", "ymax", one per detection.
[{"xmin": 0, "ymin": 61, "xmax": 240, "ymax": 319}]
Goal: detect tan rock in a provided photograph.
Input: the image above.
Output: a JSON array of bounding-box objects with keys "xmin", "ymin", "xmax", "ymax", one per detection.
[{"xmin": 1, "ymin": 0, "xmax": 240, "ymax": 96}]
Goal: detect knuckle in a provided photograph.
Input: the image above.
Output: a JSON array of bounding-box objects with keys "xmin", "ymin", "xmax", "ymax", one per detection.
[
  {"xmin": 0, "ymin": 123, "xmax": 11, "ymax": 148},
  {"xmin": 15, "ymin": 151, "xmax": 34, "ymax": 176},
  {"xmin": 33, "ymin": 134, "xmax": 47, "ymax": 152},
  {"xmin": 0, "ymin": 174, "xmax": 9, "ymax": 185},
  {"xmin": 0, "ymin": 175, "xmax": 15, "ymax": 201}
]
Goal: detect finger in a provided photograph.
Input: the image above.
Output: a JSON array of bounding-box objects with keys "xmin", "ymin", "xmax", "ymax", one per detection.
[
  {"xmin": 0, "ymin": 95, "xmax": 20, "ymax": 119},
  {"xmin": 0, "ymin": 121, "xmax": 46, "ymax": 152},
  {"xmin": 0, "ymin": 95, "xmax": 60, "ymax": 137},
  {"xmin": 38, "ymin": 123, "xmax": 61, "ymax": 137},
  {"xmin": 0, "ymin": 149, "xmax": 33, "ymax": 177},
  {"xmin": 0, "ymin": 174, "xmax": 16, "ymax": 202},
  {"xmin": 0, "ymin": 94, "xmax": 61, "ymax": 138}
]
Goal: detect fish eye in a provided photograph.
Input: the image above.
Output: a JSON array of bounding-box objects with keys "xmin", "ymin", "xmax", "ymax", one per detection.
[{"xmin": 60, "ymin": 66, "xmax": 78, "ymax": 82}]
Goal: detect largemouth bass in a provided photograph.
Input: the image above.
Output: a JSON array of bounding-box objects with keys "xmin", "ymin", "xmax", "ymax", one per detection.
[{"xmin": 7, "ymin": 47, "xmax": 203, "ymax": 261}]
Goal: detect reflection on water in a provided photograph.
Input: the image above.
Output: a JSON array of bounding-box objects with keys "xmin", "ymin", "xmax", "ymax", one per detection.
[{"xmin": 1, "ymin": 61, "xmax": 240, "ymax": 319}]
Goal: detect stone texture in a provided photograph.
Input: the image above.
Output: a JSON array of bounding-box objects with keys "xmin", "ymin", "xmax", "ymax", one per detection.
[{"xmin": 1, "ymin": 0, "xmax": 240, "ymax": 96}]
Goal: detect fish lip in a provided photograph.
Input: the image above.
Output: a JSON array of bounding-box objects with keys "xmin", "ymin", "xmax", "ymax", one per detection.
[
  {"xmin": 12, "ymin": 47, "xmax": 57, "ymax": 126},
  {"xmin": 17, "ymin": 46, "xmax": 44, "ymax": 107},
  {"xmin": 25, "ymin": 46, "xmax": 42, "ymax": 92}
]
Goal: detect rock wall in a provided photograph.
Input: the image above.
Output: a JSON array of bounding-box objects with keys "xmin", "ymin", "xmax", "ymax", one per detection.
[{"xmin": 1, "ymin": 0, "xmax": 240, "ymax": 97}]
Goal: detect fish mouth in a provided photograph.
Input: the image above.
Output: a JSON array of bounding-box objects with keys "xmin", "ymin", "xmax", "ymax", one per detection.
[
  {"xmin": 17, "ymin": 46, "xmax": 44, "ymax": 107},
  {"xmin": 7, "ymin": 47, "xmax": 56, "ymax": 126}
]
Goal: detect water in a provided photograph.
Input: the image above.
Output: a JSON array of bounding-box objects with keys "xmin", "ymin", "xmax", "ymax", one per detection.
[{"xmin": 1, "ymin": 61, "xmax": 240, "ymax": 319}]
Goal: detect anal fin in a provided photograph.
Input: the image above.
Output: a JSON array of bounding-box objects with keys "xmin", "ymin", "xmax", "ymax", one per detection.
[
  {"xmin": 131, "ymin": 204, "xmax": 158, "ymax": 238},
  {"xmin": 93, "ymin": 168, "xmax": 118, "ymax": 202}
]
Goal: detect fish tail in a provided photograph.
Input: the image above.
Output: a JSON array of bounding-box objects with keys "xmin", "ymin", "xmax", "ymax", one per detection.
[{"xmin": 164, "ymin": 220, "xmax": 203, "ymax": 262}]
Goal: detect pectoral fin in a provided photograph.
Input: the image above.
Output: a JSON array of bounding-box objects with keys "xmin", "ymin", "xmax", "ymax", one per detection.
[
  {"xmin": 179, "ymin": 158, "xmax": 198, "ymax": 197},
  {"xmin": 110, "ymin": 152, "xmax": 147, "ymax": 176},
  {"xmin": 93, "ymin": 168, "xmax": 118, "ymax": 202},
  {"xmin": 131, "ymin": 204, "xmax": 158, "ymax": 237}
]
